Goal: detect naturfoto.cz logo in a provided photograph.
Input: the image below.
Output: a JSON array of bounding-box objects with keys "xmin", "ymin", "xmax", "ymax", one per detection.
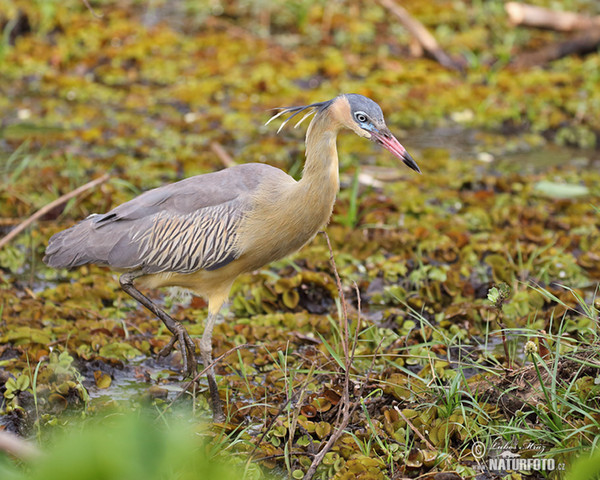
[{"xmin": 471, "ymin": 439, "xmax": 565, "ymax": 473}]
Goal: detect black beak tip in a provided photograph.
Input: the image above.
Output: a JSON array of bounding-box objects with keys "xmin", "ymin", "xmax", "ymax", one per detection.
[{"xmin": 403, "ymin": 151, "xmax": 421, "ymax": 174}]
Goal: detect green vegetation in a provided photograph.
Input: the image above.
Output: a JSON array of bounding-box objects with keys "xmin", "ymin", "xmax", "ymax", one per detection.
[
  {"xmin": 0, "ymin": 413, "xmax": 256, "ymax": 480},
  {"xmin": 1, "ymin": 0, "xmax": 599, "ymax": 479}
]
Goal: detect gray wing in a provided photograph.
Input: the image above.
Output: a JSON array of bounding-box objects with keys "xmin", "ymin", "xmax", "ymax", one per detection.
[
  {"xmin": 106, "ymin": 201, "xmax": 244, "ymax": 274},
  {"xmin": 44, "ymin": 163, "xmax": 287, "ymax": 273}
]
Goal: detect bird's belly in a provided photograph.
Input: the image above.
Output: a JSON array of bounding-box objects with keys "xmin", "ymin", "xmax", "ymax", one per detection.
[{"xmin": 136, "ymin": 261, "xmax": 247, "ymax": 313}]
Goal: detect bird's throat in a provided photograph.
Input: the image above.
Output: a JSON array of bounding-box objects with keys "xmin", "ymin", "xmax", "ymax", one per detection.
[{"xmin": 300, "ymin": 110, "xmax": 341, "ymax": 206}]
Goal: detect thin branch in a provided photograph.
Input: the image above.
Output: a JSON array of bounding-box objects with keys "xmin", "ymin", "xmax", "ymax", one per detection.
[
  {"xmin": 0, "ymin": 430, "xmax": 40, "ymax": 460},
  {"xmin": 395, "ymin": 406, "xmax": 435, "ymax": 451},
  {"xmin": 505, "ymin": 2, "xmax": 600, "ymax": 31},
  {"xmin": 303, "ymin": 392, "xmax": 351, "ymax": 479},
  {"xmin": 304, "ymin": 233, "xmax": 351, "ymax": 480},
  {"xmin": 492, "ymin": 307, "xmax": 512, "ymax": 372},
  {"xmin": 210, "ymin": 141, "xmax": 237, "ymax": 168},
  {"xmin": 376, "ymin": 0, "xmax": 465, "ymax": 72},
  {"xmin": 0, "ymin": 174, "xmax": 110, "ymax": 251},
  {"xmin": 82, "ymin": 0, "xmax": 104, "ymax": 19},
  {"xmin": 511, "ymin": 27, "xmax": 600, "ymax": 68},
  {"xmin": 350, "ymin": 281, "xmax": 362, "ymax": 366},
  {"xmin": 303, "ymin": 338, "xmax": 385, "ymax": 480},
  {"xmin": 337, "ymin": 281, "xmax": 362, "ymax": 428},
  {"xmin": 304, "ymin": 238, "xmax": 379, "ymax": 480},
  {"xmin": 321, "ymin": 231, "xmax": 349, "ymax": 362}
]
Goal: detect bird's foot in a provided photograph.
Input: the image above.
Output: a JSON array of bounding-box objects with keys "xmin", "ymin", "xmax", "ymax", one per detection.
[{"xmin": 157, "ymin": 321, "xmax": 197, "ymax": 377}]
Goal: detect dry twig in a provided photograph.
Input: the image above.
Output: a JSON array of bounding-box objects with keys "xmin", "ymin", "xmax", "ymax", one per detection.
[
  {"xmin": 377, "ymin": 0, "xmax": 464, "ymax": 72},
  {"xmin": 210, "ymin": 141, "xmax": 237, "ymax": 168},
  {"xmin": 0, "ymin": 174, "xmax": 110, "ymax": 251},
  {"xmin": 0, "ymin": 430, "xmax": 40, "ymax": 460},
  {"xmin": 395, "ymin": 406, "xmax": 435, "ymax": 451},
  {"xmin": 505, "ymin": 2, "xmax": 600, "ymax": 67},
  {"xmin": 511, "ymin": 28, "xmax": 600, "ymax": 68},
  {"xmin": 303, "ymin": 232, "xmax": 352, "ymax": 479},
  {"xmin": 505, "ymin": 2, "xmax": 600, "ymax": 31},
  {"xmin": 303, "ymin": 234, "xmax": 379, "ymax": 480},
  {"xmin": 321, "ymin": 231, "xmax": 350, "ymax": 361},
  {"xmin": 82, "ymin": 0, "xmax": 103, "ymax": 19}
]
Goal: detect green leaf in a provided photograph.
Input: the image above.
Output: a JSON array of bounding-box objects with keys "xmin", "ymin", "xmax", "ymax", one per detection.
[
  {"xmin": 534, "ymin": 181, "xmax": 589, "ymax": 199},
  {"xmin": 428, "ymin": 267, "xmax": 448, "ymax": 282},
  {"xmin": 315, "ymin": 421, "xmax": 331, "ymax": 439},
  {"xmin": 58, "ymin": 351, "xmax": 74, "ymax": 367},
  {"xmin": 4, "ymin": 377, "xmax": 17, "ymax": 395},
  {"xmin": 99, "ymin": 342, "xmax": 142, "ymax": 360},
  {"xmin": 567, "ymin": 446, "xmax": 600, "ymax": 480},
  {"xmin": 15, "ymin": 375, "xmax": 30, "ymax": 392},
  {"xmin": 487, "ymin": 287, "xmax": 500, "ymax": 304}
]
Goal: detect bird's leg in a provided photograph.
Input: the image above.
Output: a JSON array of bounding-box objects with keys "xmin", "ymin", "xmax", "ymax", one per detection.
[
  {"xmin": 119, "ymin": 272, "xmax": 197, "ymax": 376},
  {"xmin": 200, "ymin": 311, "xmax": 225, "ymax": 423}
]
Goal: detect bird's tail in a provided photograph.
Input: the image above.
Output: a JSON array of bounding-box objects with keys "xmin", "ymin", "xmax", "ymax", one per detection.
[{"xmin": 43, "ymin": 216, "xmax": 108, "ymax": 269}]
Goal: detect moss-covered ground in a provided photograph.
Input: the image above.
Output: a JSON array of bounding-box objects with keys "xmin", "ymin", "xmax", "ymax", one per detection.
[{"xmin": 1, "ymin": 1, "xmax": 599, "ymax": 479}]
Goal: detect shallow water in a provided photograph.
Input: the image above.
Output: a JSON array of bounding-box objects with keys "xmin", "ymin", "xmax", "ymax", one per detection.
[{"xmin": 406, "ymin": 126, "xmax": 600, "ymax": 173}]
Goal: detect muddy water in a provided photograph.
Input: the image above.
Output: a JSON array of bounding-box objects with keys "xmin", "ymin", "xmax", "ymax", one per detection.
[{"xmin": 406, "ymin": 126, "xmax": 599, "ymax": 172}]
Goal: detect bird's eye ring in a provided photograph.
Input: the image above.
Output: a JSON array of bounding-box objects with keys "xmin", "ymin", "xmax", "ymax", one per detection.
[{"xmin": 355, "ymin": 112, "xmax": 368, "ymax": 123}]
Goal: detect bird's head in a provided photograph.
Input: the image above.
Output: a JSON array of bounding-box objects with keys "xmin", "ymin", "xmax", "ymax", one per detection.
[
  {"xmin": 332, "ymin": 94, "xmax": 420, "ymax": 173},
  {"xmin": 267, "ymin": 94, "xmax": 420, "ymax": 174}
]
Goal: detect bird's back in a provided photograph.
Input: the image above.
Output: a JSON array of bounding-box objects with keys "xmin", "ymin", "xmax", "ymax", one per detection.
[{"xmin": 44, "ymin": 163, "xmax": 292, "ymax": 274}]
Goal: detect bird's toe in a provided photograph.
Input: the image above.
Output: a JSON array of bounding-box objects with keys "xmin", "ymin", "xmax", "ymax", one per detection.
[
  {"xmin": 177, "ymin": 327, "xmax": 197, "ymax": 376},
  {"xmin": 157, "ymin": 335, "xmax": 177, "ymax": 358},
  {"xmin": 156, "ymin": 324, "xmax": 198, "ymax": 376}
]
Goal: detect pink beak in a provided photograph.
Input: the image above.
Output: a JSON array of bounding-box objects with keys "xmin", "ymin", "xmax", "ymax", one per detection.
[{"xmin": 372, "ymin": 129, "xmax": 420, "ymax": 173}]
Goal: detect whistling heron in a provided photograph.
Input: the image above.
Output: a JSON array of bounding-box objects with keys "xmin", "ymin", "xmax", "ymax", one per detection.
[{"xmin": 44, "ymin": 94, "xmax": 420, "ymax": 421}]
